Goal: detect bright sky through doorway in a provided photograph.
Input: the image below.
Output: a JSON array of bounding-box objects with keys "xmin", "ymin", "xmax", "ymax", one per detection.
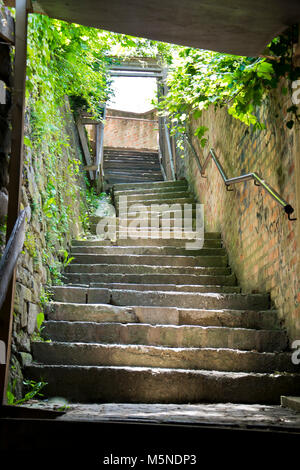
[{"xmin": 107, "ymin": 77, "xmax": 157, "ymax": 113}]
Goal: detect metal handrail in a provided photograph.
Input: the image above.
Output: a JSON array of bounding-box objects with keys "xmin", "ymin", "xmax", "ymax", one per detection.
[
  {"xmin": 183, "ymin": 133, "xmax": 296, "ymax": 221},
  {"xmin": 163, "ymin": 118, "xmax": 176, "ymax": 181},
  {"xmin": 203, "ymin": 148, "xmax": 296, "ymax": 221},
  {"xmin": 0, "ymin": 206, "xmax": 31, "ymax": 310}
]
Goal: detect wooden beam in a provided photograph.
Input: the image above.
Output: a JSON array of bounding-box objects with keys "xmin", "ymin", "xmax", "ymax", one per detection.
[
  {"xmin": 0, "ymin": 0, "xmax": 28, "ymax": 405},
  {"xmin": 76, "ymin": 118, "xmax": 94, "ymax": 180}
]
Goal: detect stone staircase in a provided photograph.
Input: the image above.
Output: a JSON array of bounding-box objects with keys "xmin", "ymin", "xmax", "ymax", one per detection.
[
  {"xmin": 26, "ymin": 180, "xmax": 300, "ymax": 404},
  {"xmin": 103, "ymin": 149, "xmax": 163, "ymax": 189}
]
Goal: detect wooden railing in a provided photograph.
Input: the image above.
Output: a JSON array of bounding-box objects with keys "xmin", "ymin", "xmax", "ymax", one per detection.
[{"xmin": 0, "ymin": 206, "xmax": 31, "ymax": 310}]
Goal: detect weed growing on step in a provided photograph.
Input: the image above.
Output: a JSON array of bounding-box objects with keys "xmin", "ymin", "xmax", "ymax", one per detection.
[{"xmin": 7, "ymin": 379, "xmax": 47, "ymax": 406}]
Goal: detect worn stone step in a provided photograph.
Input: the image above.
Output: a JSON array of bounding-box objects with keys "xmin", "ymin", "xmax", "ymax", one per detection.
[
  {"xmin": 108, "ymin": 177, "xmax": 164, "ymax": 184},
  {"xmin": 42, "ymin": 321, "xmax": 287, "ymax": 352},
  {"xmin": 84, "ymin": 283, "xmax": 240, "ymax": 294},
  {"xmin": 45, "ymin": 302, "xmax": 138, "ymax": 323},
  {"xmin": 63, "ymin": 272, "xmax": 237, "ymax": 286},
  {"xmin": 73, "ymin": 231, "xmax": 222, "ymax": 241},
  {"xmin": 114, "ymin": 186, "xmax": 189, "ymax": 197},
  {"xmin": 90, "ymin": 229, "xmax": 207, "ymax": 241},
  {"xmin": 116, "ymin": 198, "xmax": 195, "ymax": 209},
  {"xmin": 70, "ymin": 245, "xmax": 226, "ymax": 256},
  {"xmin": 65, "ymin": 264, "xmax": 231, "ymax": 275},
  {"xmin": 69, "ymin": 253, "xmax": 228, "ymax": 267},
  {"xmin": 114, "ymin": 191, "xmax": 193, "ymax": 202},
  {"xmin": 71, "ymin": 237, "xmax": 222, "ymax": 247},
  {"xmin": 51, "ymin": 286, "xmax": 269, "ymax": 310},
  {"xmin": 113, "ymin": 180, "xmax": 188, "ymax": 191},
  {"xmin": 32, "ymin": 341, "xmax": 293, "ymax": 372},
  {"xmin": 25, "ymin": 364, "xmax": 300, "ymax": 404},
  {"xmin": 90, "ymin": 218, "xmax": 199, "ymax": 230},
  {"xmin": 44, "ymin": 303, "xmax": 281, "ymax": 330}
]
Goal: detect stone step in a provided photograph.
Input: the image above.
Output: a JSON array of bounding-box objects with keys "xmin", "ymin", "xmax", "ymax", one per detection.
[
  {"xmin": 83, "ymin": 283, "xmax": 240, "ymax": 294},
  {"xmin": 113, "ymin": 180, "xmax": 188, "ymax": 191},
  {"xmin": 114, "ymin": 191, "xmax": 193, "ymax": 202},
  {"xmin": 90, "ymin": 218, "xmax": 200, "ymax": 230},
  {"xmin": 31, "ymin": 342, "xmax": 293, "ymax": 373},
  {"xmin": 116, "ymin": 198, "xmax": 195, "ymax": 209},
  {"xmin": 45, "ymin": 303, "xmax": 281, "ymax": 330},
  {"xmin": 42, "ymin": 321, "xmax": 287, "ymax": 352},
  {"xmin": 90, "ymin": 229, "xmax": 207, "ymax": 241},
  {"xmin": 114, "ymin": 186, "xmax": 189, "ymax": 196},
  {"xmin": 25, "ymin": 364, "xmax": 300, "ymax": 404},
  {"xmin": 63, "ymin": 272, "xmax": 237, "ymax": 286},
  {"xmin": 51, "ymin": 286, "xmax": 270, "ymax": 310},
  {"xmin": 69, "ymin": 253, "xmax": 228, "ymax": 267},
  {"xmin": 71, "ymin": 237, "xmax": 222, "ymax": 247},
  {"xmin": 70, "ymin": 246, "xmax": 226, "ymax": 256},
  {"xmin": 65, "ymin": 264, "xmax": 232, "ymax": 275}
]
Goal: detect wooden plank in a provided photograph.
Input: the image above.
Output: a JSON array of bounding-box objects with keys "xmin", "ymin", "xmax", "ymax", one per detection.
[
  {"xmin": 76, "ymin": 118, "xmax": 94, "ymax": 180},
  {"xmin": 0, "ymin": 0, "xmax": 28, "ymax": 405}
]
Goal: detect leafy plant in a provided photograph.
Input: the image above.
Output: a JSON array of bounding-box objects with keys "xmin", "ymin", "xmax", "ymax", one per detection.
[
  {"xmin": 59, "ymin": 249, "xmax": 74, "ymax": 267},
  {"xmin": 7, "ymin": 378, "xmax": 47, "ymax": 405},
  {"xmin": 36, "ymin": 312, "xmax": 45, "ymax": 333},
  {"xmin": 156, "ymin": 26, "xmax": 300, "ymax": 145}
]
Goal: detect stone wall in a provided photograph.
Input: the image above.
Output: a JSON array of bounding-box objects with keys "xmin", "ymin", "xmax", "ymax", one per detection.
[
  {"xmin": 8, "ymin": 98, "xmax": 87, "ymax": 399},
  {"xmin": 178, "ymin": 86, "xmax": 300, "ymax": 344},
  {"xmin": 104, "ymin": 108, "xmax": 158, "ymax": 151}
]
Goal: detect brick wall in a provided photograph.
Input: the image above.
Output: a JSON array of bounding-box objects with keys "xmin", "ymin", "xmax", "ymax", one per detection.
[
  {"xmin": 103, "ymin": 108, "xmax": 158, "ymax": 151},
  {"xmin": 178, "ymin": 87, "xmax": 300, "ymax": 344}
]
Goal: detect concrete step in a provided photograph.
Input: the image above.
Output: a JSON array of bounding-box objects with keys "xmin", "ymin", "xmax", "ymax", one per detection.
[
  {"xmin": 45, "ymin": 303, "xmax": 281, "ymax": 330},
  {"xmin": 51, "ymin": 286, "xmax": 270, "ymax": 310},
  {"xmin": 82, "ymin": 283, "xmax": 240, "ymax": 294},
  {"xmin": 63, "ymin": 272, "xmax": 237, "ymax": 286},
  {"xmin": 25, "ymin": 364, "xmax": 300, "ymax": 404},
  {"xmin": 65, "ymin": 264, "xmax": 232, "ymax": 275},
  {"xmin": 113, "ymin": 180, "xmax": 188, "ymax": 191},
  {"xmin": 42, "ymin": 321, "xmax": 287, "ymax": 352},
  {"xmin": 69, "ymin": 253, "xmax": 228, "ymax": 267},
  {"xmin": 70, "ymin": 246, "xmax": 226, "ymax": 256}
]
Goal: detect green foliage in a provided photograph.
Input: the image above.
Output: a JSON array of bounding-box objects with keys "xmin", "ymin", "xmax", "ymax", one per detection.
[
  {"xmin": 36, "ymin": 312, "xmax": 45, "ymax": 332},
  {"xmin": 0, "ymin": 221, "xmax": 6, "ymax": 249},
  {"xmin": 40, "ymin": 286, "xmax": 52, "ymax": 306},
  {"xmin": 31, "ymin": 312, "xmax": 52, "ymax": 342},
  {"xmin": 27, "ymin": 14, "xmax": 114, "ymax": 118},
  {"xmin": 7, "ymin": 378, "xmax": 47, "ymax": 405},
  {"xmin": 59, "ymin": 249, "xmax": 74, "ymax": 267},
  {"xmin": 156, "ymin": 26, "xmax": 300, "ymax": 144},
  {"xmin": 24, "ymin": 232, "xmax": 37, "ymax": 258}
]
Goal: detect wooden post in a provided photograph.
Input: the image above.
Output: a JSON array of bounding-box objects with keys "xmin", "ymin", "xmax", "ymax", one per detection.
[
  {"xmin": 76, "ymin": 118, "xmax": 94, "ymax": 180},
  {"xmin": 0, "ymin": 0, "xmax": 28, "ymax": 404}
]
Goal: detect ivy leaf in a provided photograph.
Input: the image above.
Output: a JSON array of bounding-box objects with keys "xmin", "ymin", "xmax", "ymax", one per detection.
[
  {"xmin": 24, "ymin": 136, "xmax": 32, "ymax": 148},
  {"xmin": 194, "ymin": 126, "xmax": 208, "ymax": 139},
  {"xmin": 193, "ymin": 109, "xmax": 202, "ymax": 120}
]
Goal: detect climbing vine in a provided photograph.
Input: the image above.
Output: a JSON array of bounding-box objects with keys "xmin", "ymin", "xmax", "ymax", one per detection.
[{"xmin": 156, "ymin": 26, "xmax": 300, "ymax": 145}]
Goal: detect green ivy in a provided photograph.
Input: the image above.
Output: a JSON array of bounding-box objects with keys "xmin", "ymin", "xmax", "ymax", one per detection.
[{"xmin": 156, "ymin": 26, "xmax": 300, "ymax": 145}]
